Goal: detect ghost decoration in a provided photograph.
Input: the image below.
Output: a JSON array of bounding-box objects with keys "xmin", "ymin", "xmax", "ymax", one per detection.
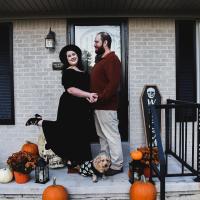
[
  {"xmin": 147, "ymin": 87, "xmax": 156, "ymax": 99},
  {"xmin": 38, "ymin": 132, "xmax": 66, "ymax": 169}
]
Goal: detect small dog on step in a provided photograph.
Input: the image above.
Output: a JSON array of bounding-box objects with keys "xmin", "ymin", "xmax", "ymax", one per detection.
[{"xmin": 78, "ymin": 152, "xmax": 111, "ymax": 182}]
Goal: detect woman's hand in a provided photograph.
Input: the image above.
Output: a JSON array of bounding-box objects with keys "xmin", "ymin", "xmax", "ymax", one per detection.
[{"xmin": 87, "ymin": 93, "xmax": 98, "ymax": 103}]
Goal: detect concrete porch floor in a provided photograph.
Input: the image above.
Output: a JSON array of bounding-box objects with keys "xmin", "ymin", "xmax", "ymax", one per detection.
[{"xmin": 0, "ymin": 144, "xmax": 200, "ymax": 199}]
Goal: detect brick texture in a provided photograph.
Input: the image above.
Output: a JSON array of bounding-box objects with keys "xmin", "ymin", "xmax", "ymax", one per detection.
[{"xmin": 128, "ymin": 18, "xmax": 176, "ymax": 150}]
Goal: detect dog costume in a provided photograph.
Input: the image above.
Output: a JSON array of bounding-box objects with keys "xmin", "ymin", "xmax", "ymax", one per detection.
[{"xmin": 79, "ymin": 160, "xmax": 103, "ymax": 177}]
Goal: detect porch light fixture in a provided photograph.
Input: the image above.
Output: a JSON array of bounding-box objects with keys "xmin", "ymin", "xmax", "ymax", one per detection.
[
  {"xmin": 35, "ymin": 157, "xmax": 49, "ymax": 184},
  {"xmin": 45, "ymin": 27, "xmax": 56, "ymax": 49}
]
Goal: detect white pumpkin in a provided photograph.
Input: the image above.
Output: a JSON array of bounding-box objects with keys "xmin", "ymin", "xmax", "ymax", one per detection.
[{"xmin": 0, "ymin": 167, "xmax": 13, "ymax": 183}]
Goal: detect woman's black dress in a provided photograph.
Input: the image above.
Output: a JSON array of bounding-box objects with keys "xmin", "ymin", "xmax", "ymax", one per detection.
[{"xmin": 42, "ymin": 68, "xmax": 92, "ymax": 163}]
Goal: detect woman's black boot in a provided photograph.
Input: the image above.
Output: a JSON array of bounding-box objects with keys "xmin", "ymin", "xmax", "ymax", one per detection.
[
  {"xmin": 25, "ymin": 114, "xmax": 42, "ymax": 126},
  {"xmin": 66, "ymin": 160, "xmax": 80, "ymax": 173}
]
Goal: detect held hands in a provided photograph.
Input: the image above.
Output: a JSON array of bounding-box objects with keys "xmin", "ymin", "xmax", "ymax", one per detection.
[{"xmin": 87, "ymin": 93, "xmax": 98, "ymax": 103}]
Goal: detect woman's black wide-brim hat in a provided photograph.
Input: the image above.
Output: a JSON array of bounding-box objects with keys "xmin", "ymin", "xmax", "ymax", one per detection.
[{"xmin": 59, "ymin": 44, "xmax": 82, "ymax": 65}]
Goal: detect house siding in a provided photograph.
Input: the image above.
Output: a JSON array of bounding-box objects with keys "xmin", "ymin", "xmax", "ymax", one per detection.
[{"xmin": 128, "ymin": 18, "xmax": 176, "ymax": 149}]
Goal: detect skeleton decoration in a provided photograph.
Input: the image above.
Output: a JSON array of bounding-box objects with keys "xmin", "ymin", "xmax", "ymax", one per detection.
[
  {"xmin": 141, "ymin": 85, "xmax": 161, "ymax": 148},
  {"xmin": 147, "ymin": 87, "xmax": 156, "ymax": 99},
  {"xmin": 147, "ymin": 87, "xmax": 156, "ymax": 105},
  {"xmin": 38, "ymin": 132, "xmax": 66, "ymax": 168}
]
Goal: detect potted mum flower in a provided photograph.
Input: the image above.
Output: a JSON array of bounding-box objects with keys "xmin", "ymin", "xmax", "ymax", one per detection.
[
  {"xmin": 7, "ymin": 151, "xmax": 38, "ymax": 183},
  {"xmin": 137, "ymin": 146, "xmax": 159, "ymax": 178}
]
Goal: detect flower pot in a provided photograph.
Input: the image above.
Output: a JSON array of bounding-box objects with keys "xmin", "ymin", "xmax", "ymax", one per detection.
[
  {"xmin": 13, "ymin": 171, "xmax": 30, "ymax": 184},
  {"xmin": 144, "ymin": 166, "xmax": 150, "ymax": 178},
  {"xmin": 144, "ymin": 166, "xmax": 155, "ymax": 178}
]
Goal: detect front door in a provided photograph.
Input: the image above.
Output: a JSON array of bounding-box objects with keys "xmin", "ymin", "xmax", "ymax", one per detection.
[{"xmin": 68, "ymin": 19, "xmax": 128, "ymax": 141}]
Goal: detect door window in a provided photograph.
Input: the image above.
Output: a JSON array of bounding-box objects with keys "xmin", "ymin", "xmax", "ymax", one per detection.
[{"xmin": 75, "ymin": 25, "xmax": 121, "ymax": 70}]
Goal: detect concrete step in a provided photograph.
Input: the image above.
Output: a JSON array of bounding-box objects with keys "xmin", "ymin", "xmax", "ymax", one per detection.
[
  {"xmin": 1, "ymin": 174, "xmax": 200, "ymax": 200},
  {"xmin": 1, "ymin": 143, "xmax": 200, "ymax": 200}
]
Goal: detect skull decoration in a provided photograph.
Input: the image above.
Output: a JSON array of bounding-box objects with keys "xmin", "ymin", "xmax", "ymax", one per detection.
[
  {"xmin": 147, "ymin": 87, "xmax": 156, "ymax": 99},
  {"xmin": 38, "ymin": 132, "xmax": 66, "ymax": 169}
]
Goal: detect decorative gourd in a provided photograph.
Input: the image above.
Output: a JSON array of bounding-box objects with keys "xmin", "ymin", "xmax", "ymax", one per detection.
[
  {"xmin": 0, "ymin": 167, "xmax": 13, "ymax": 183},
  {"xmin": 21, "ymin": 141, "xmax": 39, "ymax": 156},
  {"xmin": 42, "ymin": 177, "xmax": 68, "ymax": 200},
  {"xmin": 130, "ymin": 150, "xmax": 143, "ymax": 160},
  {"xmin": 130, "ymin": 175, "xmax": 157, "ymax": 200}
]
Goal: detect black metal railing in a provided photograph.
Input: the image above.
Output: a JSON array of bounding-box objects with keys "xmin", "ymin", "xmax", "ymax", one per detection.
[
  {"xmin": 148, "ymin": 99, "xmax": 200, "ymax": 200},
  {"xmin": 149, "ymin": 105, "xmax": 166, "ymax": 200}
]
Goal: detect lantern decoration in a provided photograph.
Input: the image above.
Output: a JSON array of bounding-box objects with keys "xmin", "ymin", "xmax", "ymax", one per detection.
[
  {"xmin": 35, "ymin": 157, "xmax": 49, "ymax": 184},
  {"xmin": 45, "ymin": 27, "xmax": 56, "ymax": 49},
  {"xmin": 129, "ymin": 160, "xmax": 144, "ymax": 183}
]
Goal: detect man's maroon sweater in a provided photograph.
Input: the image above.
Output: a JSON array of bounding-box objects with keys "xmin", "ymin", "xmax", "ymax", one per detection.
[{"xmin": 90, "ymin": 51, "xmax": 121, "ymax": 110}]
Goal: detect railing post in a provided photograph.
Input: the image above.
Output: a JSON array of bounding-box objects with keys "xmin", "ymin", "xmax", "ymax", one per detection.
[
  {"xmin": 194, "ymin": 108, "xmax": 200, "ymax": 182},
  {"xmin": 165, "ymin": 100, "xmax": 171, "ymax": 175},
  {"xmin": 149, "ymin": 106, "xmax": 166, "ymax": 200},
  {"xmin": 160, "ymin": 174, "xmax": 165, "ymax": 200}
]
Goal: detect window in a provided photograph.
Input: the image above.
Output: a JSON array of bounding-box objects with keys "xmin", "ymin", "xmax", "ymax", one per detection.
[
  {"xmin": 175, "ymin": 21, "xmax": 196, "ymax": 121},
  {"xmin": 0, "ymin": 23, "xmax": 14, "ymax": 124}
]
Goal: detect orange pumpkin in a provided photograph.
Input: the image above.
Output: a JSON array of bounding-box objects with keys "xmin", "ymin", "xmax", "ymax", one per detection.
[
  {"xmin": 130, "ymin": 150, "xmax": 143, "ymax": 160},
  {"xmin": 130, "ymin": 175, "xmax": 157, "ymax": 200},
  {"xmin": 42, "ymin": 177, "xmax": 68, "ymax": 200},
  {"xmin": 21, "ymin": 141, "xmax": 39, "ymax": 156}
]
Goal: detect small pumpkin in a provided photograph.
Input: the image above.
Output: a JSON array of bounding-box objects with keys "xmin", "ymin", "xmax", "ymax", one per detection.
[
  {"xmin": 130, "ymin": 175, "xmax": 157, "ymax": 200},
  {"xmin": 0, "ymin": 167, "xmax": 13, "ymax": 183},
  {"xmin": 21, "ymin": 141, "xmax": 39, "ymax": 156},
  {"xmin": 42, "ymin": 177, "xmax": 68, "ymax": 200},
  {"xmin": 130, "ymin": 150, "xmax": 143, "ymax": 160}
]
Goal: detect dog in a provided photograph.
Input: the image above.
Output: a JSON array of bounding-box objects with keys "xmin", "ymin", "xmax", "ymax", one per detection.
[{"xmin": 79, "ymin": 152, "xmax": 111, "ymax": 182}]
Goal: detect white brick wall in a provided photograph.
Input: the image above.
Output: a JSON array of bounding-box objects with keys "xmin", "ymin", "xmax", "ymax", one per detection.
[
  {"xmin": 128, "ymin": 18, "xmax": 176, "ymax": 150},
  {"xmin": 0, "ymin": 19, "xmax": 67, "ymax": 167}
]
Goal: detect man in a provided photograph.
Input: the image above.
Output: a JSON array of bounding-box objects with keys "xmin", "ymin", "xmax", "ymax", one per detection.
[{"xmin": 90, "ymin": 32, "xmax": 123, "ymax": 176}]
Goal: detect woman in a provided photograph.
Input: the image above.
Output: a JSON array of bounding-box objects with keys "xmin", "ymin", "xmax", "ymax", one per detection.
[{"xmin": 26, "ymin": 45, "xmax": 97, "ymax": 169}]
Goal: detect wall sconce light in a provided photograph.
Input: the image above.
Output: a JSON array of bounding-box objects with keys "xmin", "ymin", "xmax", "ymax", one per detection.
[{"xmin": 45, "ymin": 27, "xmax": 56, "ymax": 49}]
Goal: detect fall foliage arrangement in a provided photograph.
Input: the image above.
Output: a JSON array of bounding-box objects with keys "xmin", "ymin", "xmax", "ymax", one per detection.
[
  {"xmin": 137, "ymin": 146, "xmax": 159, "ymax": 166},
  {"xmin": 7, "ymin": 151, "xmax": 38, "ymax": 174}
]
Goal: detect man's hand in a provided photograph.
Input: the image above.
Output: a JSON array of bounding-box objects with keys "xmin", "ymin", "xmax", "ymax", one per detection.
[{"xmin": 87, "ymin": 93, "xmax": 98, "ymax": 103}]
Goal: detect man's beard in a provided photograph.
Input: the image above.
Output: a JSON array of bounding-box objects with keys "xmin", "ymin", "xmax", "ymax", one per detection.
[{"xmin": 95, "ymin": 45, "xmax": 105, "ymax": 55}]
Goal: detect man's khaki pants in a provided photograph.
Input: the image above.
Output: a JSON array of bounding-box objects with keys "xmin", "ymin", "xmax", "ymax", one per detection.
[{"xmin": 94, "ymin": 110, "xmax": 123, "ymax": 170}]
